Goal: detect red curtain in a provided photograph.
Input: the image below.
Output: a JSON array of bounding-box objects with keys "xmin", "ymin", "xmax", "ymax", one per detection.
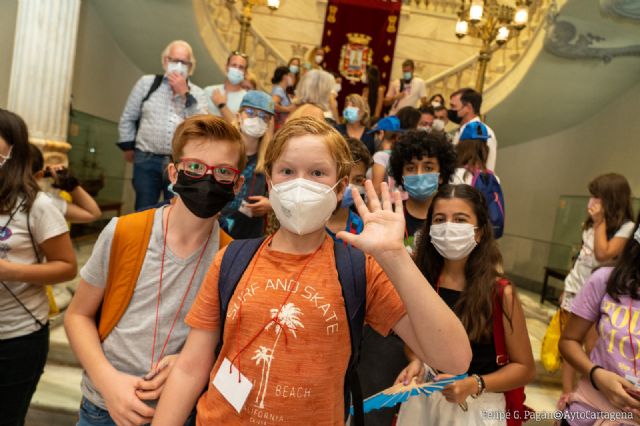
[{"xmin": 321, "ymin": 0, "xmax": 402, "ymax": 112}]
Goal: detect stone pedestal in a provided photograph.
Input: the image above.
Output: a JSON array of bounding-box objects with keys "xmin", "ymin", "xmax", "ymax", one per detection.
[{"xmin": 7, "ymin": 0, "xmax": 81, "ymax": 164}]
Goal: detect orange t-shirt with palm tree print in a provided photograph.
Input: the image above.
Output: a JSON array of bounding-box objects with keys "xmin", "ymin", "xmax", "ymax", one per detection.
[{"xmin": 185, "ymin": 236, "xmax": 406, "ymax": 426}]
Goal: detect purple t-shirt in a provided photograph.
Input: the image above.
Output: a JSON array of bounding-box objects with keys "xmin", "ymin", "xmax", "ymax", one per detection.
[{"xmin": 567, "ymin": 266, "xmax": 640, "ymax": 424}]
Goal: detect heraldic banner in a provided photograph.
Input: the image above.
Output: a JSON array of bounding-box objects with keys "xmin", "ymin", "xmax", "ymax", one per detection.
[{"xmin": 321, "ymin": 0, "xmax": 402, "ymax": 110}]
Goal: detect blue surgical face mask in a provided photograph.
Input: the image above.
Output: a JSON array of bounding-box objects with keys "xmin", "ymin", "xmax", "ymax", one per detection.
[
  {"xmin": 227, "ymin": 67, "xmax": 245, "ymax": 85},
  {"xmin": 341, "ymin": 184, "xmax": 365, "ymax": 208},
  {"xmin": 289, "ymin": 65, "xmax": 299, "ymax": 74},
  {"xmin": 403, "ymin": 173, "xmax": 439, "ymax": 201},
  {"xmin": 403, "ymin": 71, "xmax": 413, "ymax": 81},
  {"xmin": 343, "ymin": 107, "xmax": 360, "ymax": 124}
]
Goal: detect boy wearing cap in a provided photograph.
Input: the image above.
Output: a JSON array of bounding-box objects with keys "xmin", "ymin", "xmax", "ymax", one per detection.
[
  {"xmin": 219, "ymin": 90, "xmax": 275, "ymax": 239},
  {"xmin": 451, "ymin": 121, "xmax": 500, "ymax": 185},
  {"xmin": 369, "ymin": 116, "xmax": 405, "ymax": 195}
]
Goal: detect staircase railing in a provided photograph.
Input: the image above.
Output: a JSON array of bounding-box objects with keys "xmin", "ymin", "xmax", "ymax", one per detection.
[
  {"xmin": 201, "ymin": 0, "xmax": 287, "ymax": 89},
  {"xmin": 200, "ymin": 0, "xmax": 549, "ymax": 98},
  {"xmin": 422, "ymin": 0, "xmax": 550, "ymax": 100}
]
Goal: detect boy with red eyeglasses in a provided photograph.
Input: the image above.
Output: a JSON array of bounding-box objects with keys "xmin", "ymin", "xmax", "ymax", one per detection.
[{"xmin": 64, "ymin": 115, "xmax": 246, "ymax": 426}]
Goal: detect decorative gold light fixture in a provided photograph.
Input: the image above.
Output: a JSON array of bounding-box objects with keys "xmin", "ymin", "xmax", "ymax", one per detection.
[
  {"xmin": 454, "ymin": 0, "xmax": 531, "ymax": 93},
  {"xmin": 227, "ymin": 0, "xmax": 280, "ymax": 52}
]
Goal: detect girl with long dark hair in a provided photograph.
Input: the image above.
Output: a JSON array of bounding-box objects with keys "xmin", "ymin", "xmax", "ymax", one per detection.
[
  {"xmin": 362, "ymin": 65, "xmax": 385, "ymax": 123},
  {"xmin": 559, "ymin": 173, "xmax": 635, "ymax": 405},
  {"xmin": 559, "ymin": 215, "xmax": 640, "ymax": 425},
  {"xmin": 396, "ymin": 184, "xmax": 534, "ymax": 425},
  {"xmin": 0, "ymin": 109, "xmax": 76, "ymax": 424}
]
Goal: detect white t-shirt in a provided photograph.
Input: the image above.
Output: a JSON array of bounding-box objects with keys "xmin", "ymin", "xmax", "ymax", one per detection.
[
  {"xmin": 453, "ymin": 117, "xmax": 498, "ymax": 171},
  {"xmin": 386, "ymin": 77, "xmax": 427, "ymax": 115},
  {"xmin": 563, "ymin": 221, "xmax": 636, "ymax": 295},
  {"xmin": 204, "ymin": 84, "xmax": 247, "ymax": 117},
  {"xmin": 0, "ymin": 192, "xmax": 69, "ymax": 339},
  {"xmin": 45, "ymin": 189, "xmax": 68, "ymax": 216}
]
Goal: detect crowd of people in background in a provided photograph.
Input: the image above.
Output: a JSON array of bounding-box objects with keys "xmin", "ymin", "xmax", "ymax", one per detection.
[{"xmin": 0, "ymin": 37, "xmax": 638, "ymax": 426}]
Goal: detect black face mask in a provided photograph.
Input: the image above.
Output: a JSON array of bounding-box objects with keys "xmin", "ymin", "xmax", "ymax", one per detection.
[
  {"xmin": 172, "ymin": 171, "xmax": 235, "ymax": 218},
  {"xmin": 448, "ymin": 108, "xmax": 463, "ymax": 125}
]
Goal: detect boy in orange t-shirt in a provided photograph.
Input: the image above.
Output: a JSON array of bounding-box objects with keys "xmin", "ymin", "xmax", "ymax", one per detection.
[{"xmin": 153, "ymin": 117, "xmax": 472, "ymax": 426}]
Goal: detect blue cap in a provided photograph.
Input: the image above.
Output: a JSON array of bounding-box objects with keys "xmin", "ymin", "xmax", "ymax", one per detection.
[
  {"xmin": 460, "ymin": 121, "xmax": 489, "ymax": 141},
  {"xmin": 368, "ymin": 116, "xmax": 402, "ymax": 133},
  {"xmin": 240, "ymin": 90, "xmax": 275, "ymax": 115}
]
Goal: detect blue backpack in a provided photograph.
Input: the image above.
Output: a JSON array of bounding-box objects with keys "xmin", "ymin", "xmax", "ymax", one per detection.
[
  {"xmin": 216, "ymin": 237, "xmax": 367, "ymax": 426},
  {"xmin": 471, "ymin": 170, "xmax": 505, "ymax": 239}
]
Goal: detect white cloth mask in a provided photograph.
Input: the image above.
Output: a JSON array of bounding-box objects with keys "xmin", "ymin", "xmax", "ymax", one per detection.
[
  {"xmin": 430, "ymin": 222, "xmax": 478, "ymax": 260},
  {"xmin": 269, "ymin": 178, "xmax": 339, "ymax": 235},
  {"xmin": 167, "ymin": 61, "xmax": 188, "ymax": 77},
  {"xmin": 241, "ymin": 117, "xmax": 268, "ymax": 138}
]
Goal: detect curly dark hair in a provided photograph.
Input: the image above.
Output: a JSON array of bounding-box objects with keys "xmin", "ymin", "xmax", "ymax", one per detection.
[{"xmin": 389, "ymin": 130, "xmax": 456, "ymax": 188}]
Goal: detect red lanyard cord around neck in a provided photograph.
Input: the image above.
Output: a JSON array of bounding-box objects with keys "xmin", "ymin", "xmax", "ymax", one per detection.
[
  {"xmin": 229, "ymin": 234, "xmax": 325, "ymax": 382},
  {"xmin": 629, "ymin": 297, "xmax": 638, "ymax": 377},
  {"xmin": 150, "ymin": 207, "xmax": 212, "ymax": 371}
]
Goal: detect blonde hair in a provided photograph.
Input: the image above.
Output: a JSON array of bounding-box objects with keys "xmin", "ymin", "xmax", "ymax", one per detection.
[
  {"xmin": 295, "ymin": 70, "xmax": 334, "ymax": 111},
  {"xmin": 172, "ymin": 115, "xmax": 246, "ymax": 171},
  {"xmin": 161, "ymin": 40, "xmax": 196, "ymax": 75},
  {"xmin": 263, "ymin": 117, "xmax": 352, "ymax": 181},
  {"xmin": 345, "ymin": 93, "xmax": 371, "ymax": 126}
]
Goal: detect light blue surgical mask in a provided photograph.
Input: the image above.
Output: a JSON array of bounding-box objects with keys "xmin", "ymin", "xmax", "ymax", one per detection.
[
  {"xmin": 227, "ymin": 67, "xmax": 245, "ymax": 85},
  {"xmin": 343, "ymin": 107, "xmax": 360, "ymax": 124},
  {"xmin": 341, "ymin": 184, "xmax": 365, "ymax": 208},
  {"xmin": 635, "ymin": 226, "xmax": 640, "ymax": 245},
  {"xmin": 289, "ymin": 65, "xmax": 299, "ymax": 74},
  {"xmin": 403, "ymin": 173, "xmax": 439, "ymax": 201},
  {"xmin": 403, "ymin": 71, "xmax": 413, "ymax": 81}
]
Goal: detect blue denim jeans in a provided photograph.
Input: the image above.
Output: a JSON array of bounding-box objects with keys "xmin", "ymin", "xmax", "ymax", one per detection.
[
  {"xmin": 77, "ymin": 397, "xmax": 196, "ymax": 426},
  {"xmin": 132, "ymin": 150, "xmax": 173, "ymax": 211}
]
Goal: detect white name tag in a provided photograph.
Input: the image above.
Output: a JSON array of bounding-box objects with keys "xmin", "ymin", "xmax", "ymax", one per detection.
[{"xmin": 213, "ymin": 358, "xmax": 253, "ymax": 413}]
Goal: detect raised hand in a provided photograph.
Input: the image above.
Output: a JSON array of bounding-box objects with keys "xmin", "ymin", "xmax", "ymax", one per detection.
[
  {"xmin": 337, "ymin": 180, "xmax": 405, "ymax": 258},
  {"xmin": 212, "ymin": 89, "xmax": 227, "ymax": 107}
]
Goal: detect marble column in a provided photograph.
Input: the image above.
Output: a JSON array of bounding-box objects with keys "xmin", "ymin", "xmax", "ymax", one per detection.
[{"xmin": 7, "ymin": 0, "xmax": 81, "ymax": 164}]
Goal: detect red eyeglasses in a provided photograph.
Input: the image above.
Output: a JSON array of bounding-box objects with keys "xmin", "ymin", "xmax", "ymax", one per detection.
[{"xmin": 177, "ymin": 158, "xmax": 240, "ymax": 184}]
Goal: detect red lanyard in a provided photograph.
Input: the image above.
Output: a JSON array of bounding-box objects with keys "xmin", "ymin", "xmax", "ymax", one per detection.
[
  {"xmin": 228, "ymin": 234, "xmax": 325, "ymax": 381},
  {"xmin": 629, "ymin": 298, "xmax": 637, "ymax": 377},
  {"xmin": 150, "ymin": 207, "xmax": 212, "ymax": 371}
]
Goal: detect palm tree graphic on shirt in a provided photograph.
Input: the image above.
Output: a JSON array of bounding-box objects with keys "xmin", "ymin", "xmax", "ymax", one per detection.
[{"xmin": 252, "ymin": 302, "xmax": 304, "ymax": 409}]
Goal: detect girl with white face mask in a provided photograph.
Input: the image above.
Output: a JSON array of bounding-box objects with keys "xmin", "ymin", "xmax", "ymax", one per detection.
[
  {"xmin": 152, "ymin": 117, "xmax": 473, "ymax": 426},
  {"xmin": 396, "ymin": 184, "xmax": 535, "ymax": 426},
  {"xmin": 219, "ymin": 91, "xmax": 275, "ymax": 239}
]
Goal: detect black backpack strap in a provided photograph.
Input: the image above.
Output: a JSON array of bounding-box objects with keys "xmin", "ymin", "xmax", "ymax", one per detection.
[
  {"xmin": 334, "ymin": 242, "xmax": 367, "ymax": 426},
  {"xmin": 143, "ymin": 74, "xmax": 164, "ymax": 104},
  {"xmin": 215, "ymin": 237, "xmax": 266, "ymax": 356},
  {"xmin": 124, "ymin": 74, "xmax": 164, "ymax": 152}
]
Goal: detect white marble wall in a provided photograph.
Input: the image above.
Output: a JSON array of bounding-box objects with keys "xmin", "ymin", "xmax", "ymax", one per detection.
[
  {"xmin": 247, "ymin": 1, "xmax": 482, "ymax": 82},
  {"xmin": 7, "ymin": 0, "xmax": 81, "ymax": 142}
]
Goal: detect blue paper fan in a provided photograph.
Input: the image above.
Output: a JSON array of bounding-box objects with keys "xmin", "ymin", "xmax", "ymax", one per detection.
[{"xmin": 350, "ymin": 374, "xmax": 468, "ymax": 415}]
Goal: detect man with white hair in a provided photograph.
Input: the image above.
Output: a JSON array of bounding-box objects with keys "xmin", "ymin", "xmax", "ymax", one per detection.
[{"xmin": 118, "ymin": 40, "xmax": 207, "ymax": 211}]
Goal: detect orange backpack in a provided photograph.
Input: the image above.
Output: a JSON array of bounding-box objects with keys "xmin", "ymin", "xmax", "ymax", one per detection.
[{"xmin": 97, "ymin": 208, "xmax": 232, "ymax": 341}]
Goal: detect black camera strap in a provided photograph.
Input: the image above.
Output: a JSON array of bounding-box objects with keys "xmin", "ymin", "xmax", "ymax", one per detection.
[{"xmin": 1, "ymin": 200, "xmax": 47, "ymax": 328}]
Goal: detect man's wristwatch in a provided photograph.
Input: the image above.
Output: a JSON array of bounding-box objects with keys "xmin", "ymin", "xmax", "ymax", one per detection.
[{"xmin": 217, "ymin": 103, "xmax": 226, "ymax": 110}]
